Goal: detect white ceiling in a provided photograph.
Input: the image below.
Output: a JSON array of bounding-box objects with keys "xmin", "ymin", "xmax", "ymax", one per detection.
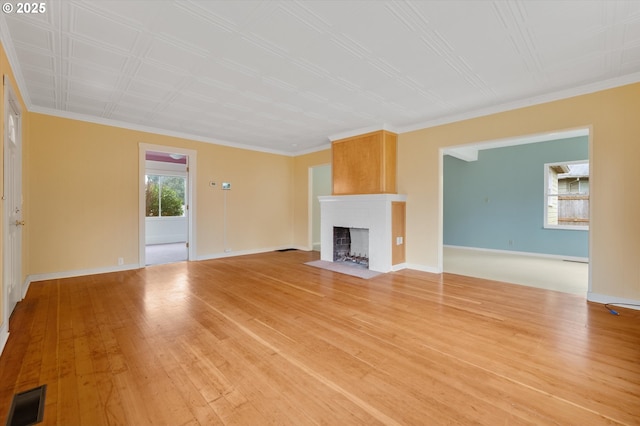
[{"xmin": 2, "ymin": 0, "xmax": 640, "ymax": 155}]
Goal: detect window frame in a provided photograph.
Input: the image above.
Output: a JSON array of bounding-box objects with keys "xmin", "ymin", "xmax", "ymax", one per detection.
[
  {"xmin": 543, "ymin": 159, "xmax": 589, "ymax": 231},
  {"xmin": 145, "ymin": 163, "xmax": 188, "ymax": 218}
]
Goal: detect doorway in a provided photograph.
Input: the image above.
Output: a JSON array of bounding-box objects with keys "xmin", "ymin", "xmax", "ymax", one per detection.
[
  {"xmin": 441, "ymin": 128, "xmax": 590, "ymax": 294},
  {"xmin": 3, "ymin": 75, "xmax": 24, "ymax": 325},
  {"xmin": 309, "ymin": 164, "xmax": 331, "ymax": 251},
  {"xmin": 139, "ymin": 144, "xmax": 197, "ymax": 266}
]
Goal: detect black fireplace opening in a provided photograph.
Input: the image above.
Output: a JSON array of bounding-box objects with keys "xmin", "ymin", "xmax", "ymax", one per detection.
[{"xmin": 333, "ymin": 227, "xmax": 369, "ymax": 267}]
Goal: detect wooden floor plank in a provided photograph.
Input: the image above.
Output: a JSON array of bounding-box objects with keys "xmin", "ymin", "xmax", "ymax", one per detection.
[{"xmin": 1, "ymin": 250, "xmax": 639, "ymax": 425}]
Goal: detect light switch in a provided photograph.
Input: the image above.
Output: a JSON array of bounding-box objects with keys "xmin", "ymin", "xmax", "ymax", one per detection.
[{"xmin": 396, "ymin": 236, "xmax": 403, "ymax": 245}]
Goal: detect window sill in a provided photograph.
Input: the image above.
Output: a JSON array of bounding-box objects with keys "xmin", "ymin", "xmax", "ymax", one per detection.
[{"xmin": 544, "ymin": 225, "xmax": 589, "ymax": 231}]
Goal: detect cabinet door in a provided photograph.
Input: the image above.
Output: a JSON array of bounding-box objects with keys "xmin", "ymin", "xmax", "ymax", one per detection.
[
  {"xmin": 392, "ymin": 202, "xmax": 406, "ymax": 265},
  {"xmin": 332, "ymin": 132, "xmax": 382, "ymax": 195}
]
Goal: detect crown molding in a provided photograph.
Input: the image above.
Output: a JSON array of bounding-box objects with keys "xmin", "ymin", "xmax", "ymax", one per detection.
[
  {"xmin": 291, "ymin": 142, "xmax": 332, "ymax": 156},
  {"xmin": 396, "ymin": 72, "xmax": 640, "ymax": 134},
  {"xmin": 29, "ymin": 105, "xmax": 301, "ymax": 156},
  {"xmin": 328, "ymin": 123, "xmax": 400, "ymax": 142}
]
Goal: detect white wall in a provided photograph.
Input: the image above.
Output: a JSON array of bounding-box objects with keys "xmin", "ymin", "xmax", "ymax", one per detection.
[{"xmin": 145, "ymin": 216, "xmax": 188, "ymax": 245}]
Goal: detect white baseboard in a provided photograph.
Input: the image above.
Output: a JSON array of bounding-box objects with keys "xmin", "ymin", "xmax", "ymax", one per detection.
[
  {"xmin": 26, "ymin": 263, "xmax": 140, "ymax": 284},
  {"xmin": 587, "ymin": 292, "xmax": 640, "ymax": 311},
  {"xmin": 445, "ymin": 244, "xmax": 589, "ymax": 263},
  {"xmin": 197, "ymin": 245, "xmax": 311, "ymax": 261},
  {"xmin": 22, "ymin": 276, "xmax": 30, "ymax": 299},
  {"xmin": 0, "ymin": 321, "xmax": 8, "ymax": 356},
  {"xmin": 405, "ymin": 263, "xmax": 442, "ymax": 274},
  {"xmin": 26, "ymin": 247, "xmax": 314, "ymax": 283},
  {"xmin": 391, "ymin": 263, "xmax": 407, "ymax": 272}
]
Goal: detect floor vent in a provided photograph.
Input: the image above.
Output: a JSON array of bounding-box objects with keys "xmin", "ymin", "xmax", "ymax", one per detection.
[{"xmin": 5, "ymin": 385, "xmax": 46, "ymax": 426}]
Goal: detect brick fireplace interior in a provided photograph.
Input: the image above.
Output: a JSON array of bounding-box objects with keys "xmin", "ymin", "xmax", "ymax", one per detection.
[{"xmin": 333, "ymin": 227, "xmax": 369, "ymax": 267}]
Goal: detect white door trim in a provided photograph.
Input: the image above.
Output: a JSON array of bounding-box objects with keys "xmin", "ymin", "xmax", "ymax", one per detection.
[
  {"xmin": 139, "ymin": 143, "xmax": 197, "ymax": 267},
  {"xmin": 2, "ymin": 74, "xmax": 23, "ymax": 352}
]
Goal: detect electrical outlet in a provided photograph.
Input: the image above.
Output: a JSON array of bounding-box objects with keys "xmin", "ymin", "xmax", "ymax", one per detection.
[
  {"xmin": 117, "ymin": 257, "xmax": 124, "ymax": 265},
  {"xmin": 222, "ymin": 182, "xmax": 231, "ymax": 190}
]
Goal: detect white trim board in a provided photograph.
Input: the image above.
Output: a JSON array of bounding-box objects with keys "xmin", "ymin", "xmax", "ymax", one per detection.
[
  {"xmin": 406, "ymin": 263, "xmax": 442, "ymax": 274},
  {"xmin": 197, "ymin": 246, "xmax": 309, "ymax": 262},
  {"xmin": 26, "ymin": 263, "xmax": 140, "ymax": 285},
  {"xmin": 444, "ymin": 245, "xmax": 589, "ymax": 263},
  {"xmin": 0, "ymin": 322, "xmax": 8, "ymax": 356},
  {"xmin": 588, "ymin": 293, "xmax": 640, "ymax": 312}
]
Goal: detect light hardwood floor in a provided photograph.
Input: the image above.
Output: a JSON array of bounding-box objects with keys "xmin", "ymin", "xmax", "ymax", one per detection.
[{"xmin": 1, "ymin": 250, "xmax": 638, "ymax": 425}]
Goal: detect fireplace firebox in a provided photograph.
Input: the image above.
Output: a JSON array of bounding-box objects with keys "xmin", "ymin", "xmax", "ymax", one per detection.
[
  {"xmin": 333, "ymin": 227, "xmax": 369, "ymax": 267},
  {"xmin": 319, "ymin": 193, "xmax": 407, "ymax": 273}
]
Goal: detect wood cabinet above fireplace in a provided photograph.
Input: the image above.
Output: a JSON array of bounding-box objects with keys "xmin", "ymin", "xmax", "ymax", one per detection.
[{"xmin": 332, "ymin": 130, "xmax": 397, "ymax": 195}]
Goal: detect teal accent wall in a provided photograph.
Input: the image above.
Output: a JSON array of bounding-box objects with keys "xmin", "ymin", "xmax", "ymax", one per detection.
[{"xmin": 443, "ymin": 136, "xmax": 589, "ymax": 258}]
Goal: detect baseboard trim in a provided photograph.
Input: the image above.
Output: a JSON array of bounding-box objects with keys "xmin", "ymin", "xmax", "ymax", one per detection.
[
  {"xmin": 197, "ymin": 246, "xmax": 311, "ymax": 261},
  {"xmin": 27, "ymin": 263, "xmax": 140, "ymax": 285},
  {"xmin": 391, "ymin": 263, "xmax": 407, "ymax": 272},
  {"xmin": 0, "ymin": 321, "xmax": 9, "ymax": 356},
  {"xmin": 27, "ymin": 247, "xmax": 314, "ymax": 283},
  {"xmin": 587, "ymin": 292, "xmax": 640, "ymax": 311},
  {"xmin": 22, "ymin": 277, "xmax": 30, "ymax": 300},
  {"xmin": 444, "ymin": 245, "xmax": 589, "ymax": 263},
  {"xmin": 405, "ymin": 263, "xmax": 442, "ymax": 274}
]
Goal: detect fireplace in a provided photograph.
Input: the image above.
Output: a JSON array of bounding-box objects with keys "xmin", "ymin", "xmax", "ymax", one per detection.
[
  {"xmin": 333, "ymin": 227, "xmax": 369, "ymax": 267},
  {"xmin": 319, "ymin": 194, "xmax": 407, "ymax": 273}
]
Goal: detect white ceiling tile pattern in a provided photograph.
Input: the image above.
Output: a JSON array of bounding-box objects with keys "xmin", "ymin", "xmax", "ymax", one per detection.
[{"xmin": 2, "ymin": 0, "xmax": 640, "ymax": 154}]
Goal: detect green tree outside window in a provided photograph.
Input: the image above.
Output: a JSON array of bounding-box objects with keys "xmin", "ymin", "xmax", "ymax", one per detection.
[{"xmin": 146, "ymin": 175, "xmax": 185, "ymax": 217}]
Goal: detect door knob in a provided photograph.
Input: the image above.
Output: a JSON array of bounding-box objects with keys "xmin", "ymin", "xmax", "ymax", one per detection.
[{"xmin": 15, "ymin": 220, "xmax": 25, "ymax": 226}]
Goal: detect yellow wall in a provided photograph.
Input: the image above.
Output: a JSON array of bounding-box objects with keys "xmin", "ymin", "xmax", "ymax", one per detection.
[
  {"xmin": 398, "ymin": 83, "xmax": 640, "ymax": 300},
  {"xmin": 27, "ymin": 113, "xmax": 294, "ymax": 275}
]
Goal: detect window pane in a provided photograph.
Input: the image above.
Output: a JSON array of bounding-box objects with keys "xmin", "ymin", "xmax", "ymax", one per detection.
[
  {"xmin": 145, "ymin": 175, "xmax": 160, "ymax": 217},
  {"xmin": 544, "ymin": 161, "xmax": 589, "ymax": 229},
  {"xmin": 146, "ymin": 175, "xmax": 186, "ymax": 217},
  {"xmin": 558, "ymin": 194, "xmax": 589, "ymax": 226},
  {"xmin": 159, "ymin": 176, "xmax": 186, "ymax": 217}
]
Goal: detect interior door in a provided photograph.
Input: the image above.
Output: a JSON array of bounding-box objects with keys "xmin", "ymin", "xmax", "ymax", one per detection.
[{"xmin": 3, "ymin": 76, "xmax": 23, "ymax": 317}]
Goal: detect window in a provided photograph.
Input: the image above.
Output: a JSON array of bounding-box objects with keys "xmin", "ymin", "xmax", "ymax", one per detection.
[
  {"xmin": 8, "ymin": 114, "xmax": 16, "ymax": 144},
  {"xmin": 145, "ymin": 174, "xmax": 186, "ymax": 217},
  {"xmin": 544, "ymin": 160, "xmax": 589, "ymax": 230}
]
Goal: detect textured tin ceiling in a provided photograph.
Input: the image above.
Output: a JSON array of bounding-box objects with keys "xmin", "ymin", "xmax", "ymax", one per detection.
[{"xmin": 2, "ymin": 1, "xmax": 640, "ymax": 154}]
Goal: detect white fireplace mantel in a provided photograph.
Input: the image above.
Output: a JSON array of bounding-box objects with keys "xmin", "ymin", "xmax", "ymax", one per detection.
[{"xmin": 318, "ymin": 194, "xmax": 407, "ymax": 273}]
